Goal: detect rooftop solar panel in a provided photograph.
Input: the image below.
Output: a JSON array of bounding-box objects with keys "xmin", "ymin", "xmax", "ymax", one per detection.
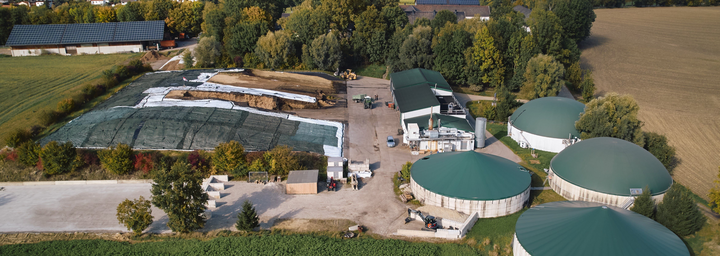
[
  {"xmin": 114, "ymin": 20, "xmax": 165, "ymax": 42},
  {"xmin": 416, "ymin": 0, "xmax": 448, "ymax": 4},
  {"xmin": 5, "ymin": 21, "xmax": 165, "ymax": 47},
  {"xmin": 448, "ymin": 0, "xmax": 480, "ymax": 4},
  {"xmin": 61, "ymin": 23, "xmax": 116, "ymax": 44},
  {"xmin": 5, "ymin": 24, "xmax": 66, "ymax": 46}
]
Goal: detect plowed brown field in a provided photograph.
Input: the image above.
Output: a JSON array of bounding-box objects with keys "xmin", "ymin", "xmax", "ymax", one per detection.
[{"xmin": 580, "ymin": 7, "xmax": 720, "ymax": 198}]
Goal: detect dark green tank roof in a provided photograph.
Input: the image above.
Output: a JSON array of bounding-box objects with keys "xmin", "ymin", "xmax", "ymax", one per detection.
[
  {"xmin": 509, "ymin": 97, "xmax": 585, "ymax": 139},
  {"xmin": 515, "ymin": 201, "xmax": 689, "ymax": 256},
  {"xmin": 550, "ymin": 137, "xmax": 673, "ymax": 196},
  {"xmin": 411, "ymin": 151, "xmax": 531, "ymax": 200}
]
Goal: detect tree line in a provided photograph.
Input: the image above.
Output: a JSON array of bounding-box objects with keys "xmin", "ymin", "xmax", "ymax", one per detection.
[{"xmin": 519, "ymin": 0, "xmax": 718, "ymax": 8}]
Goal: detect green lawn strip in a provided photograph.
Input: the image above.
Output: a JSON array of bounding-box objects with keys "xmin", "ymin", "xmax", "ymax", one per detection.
[
  {"xmin": 450, "ymin": 85, "xmax": 495, "ymax": 97},
  {"xmin": 465, "ymin": 209, "xmax": 525, "ymax": 253},
  {"xmin": 352, "ymin": 64, "xmax": 386, "ymax": 79},
  {"xmin": 0, "ymin": 54, "xmax": 137, "ymax": 147},
  {"xmin": 0, "ymin": 233, "xmax": 481, "ymax": 255}
]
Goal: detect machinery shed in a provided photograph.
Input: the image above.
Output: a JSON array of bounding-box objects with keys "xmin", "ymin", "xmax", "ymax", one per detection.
[
  {"xmin": 410, "ymin": 151, "xmax": 531, "ymax": 218},
  {"xmin": 513, "ymin": 201, "xmax": 689, "ymax": 256},
  {"xmin": 508, "ymin": 97, "xmax": 585, "ymax": 153},
  {"xmin": 548, "ymin": 137, "xmax": 673, "ymax": 207},
  {"xmin": 286, "ymin": 170, "xmax": 319, "ymax": 195}
]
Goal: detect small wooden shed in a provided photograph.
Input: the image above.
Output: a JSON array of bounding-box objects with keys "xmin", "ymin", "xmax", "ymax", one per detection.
[{"xmin": 286, "ymin": 170, "xmax": 319, "ymax": 195}]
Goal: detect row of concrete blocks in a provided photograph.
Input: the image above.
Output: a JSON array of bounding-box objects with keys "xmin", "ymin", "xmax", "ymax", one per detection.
[
  {"xmin": 397, "ymin": 212, "xmax": 479, "ymax": 240},
  {"xmin": 0, "ymin": 180, "xmax": 152, "ymax": 186}
]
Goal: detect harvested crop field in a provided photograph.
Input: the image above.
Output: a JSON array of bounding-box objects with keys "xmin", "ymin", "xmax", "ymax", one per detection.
[
  {"xmin": 41, "ymin": 70, "xmax": 344, "ymax": 156},
  {"xmin": 580, "ymin": 7, "xmax": 720, "ymax": 198}
]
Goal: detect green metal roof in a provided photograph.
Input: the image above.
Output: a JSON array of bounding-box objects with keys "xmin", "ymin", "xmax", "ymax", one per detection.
[
  {"xmin": 404, "ymin": 114, "xmax": 473, "ymax": 132},
  {"xmin": 394, "ymin": 85, "xmax": 440, "ymax": 113},
  {"xmin": 509, "ymin": 97, "xmax": 585, "ymax": 139},
  {"xmin": 390, "ymin": 68, "xmax": 452, "ymax": 92},
  {"xmin": 550, "ymin": 137, "xmax": 673, "ymax": 196},
  {"xmin": 515, "ymin": 201, "xmax": 689, "ymax": 256},
  {"xmin": 411, "ymin": 151, "xmax": 531, "ymax": 200}
]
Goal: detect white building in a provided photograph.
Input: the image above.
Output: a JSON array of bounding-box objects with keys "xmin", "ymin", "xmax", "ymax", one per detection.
[
  {"xmin": 5, "ymin": 21, "xmax": 165, "ymax": 57},
  {"xmin": 391, "ymin": 68, "xmax": 475, "ymax": 152},
  {"xmin": 508, "ymin": 97, "xmax": 585, "ymax": 153},
  {"xmin": 410, "ymin": 151, "xmax": 531, "ymax": 218},
  {"xmin": 548, "ymin": 137, "xmax": 674, "ymax": 208}
]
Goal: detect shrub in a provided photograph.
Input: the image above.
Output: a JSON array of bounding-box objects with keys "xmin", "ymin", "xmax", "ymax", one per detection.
[
  {"xmin": 17, "ymin": 141, "xmax": 40, "ymax": 167},
  {"xmin": 39, "ymin": 141, "xmax": 77, "ymax": 175},
  {"xmin": 236, "ymin": 200, "xmax": 259, "ymax": 231},
  {"xmin": 116, "ymin": 196, "xmax": 153, "ymax": 236},
  {"xmin": 57, "ymin": 98, "xmax": 76, "ymax": 114},
  {"xmin": 77, "ymin": 149, "xmax": 100, "ymax": 166},
  {"xmin": 212, "ymin": 141, "xmax": 246, "ymax": 174},
  {"xmin": 400, "ymin": 162, "xmax": 412, "ymax": 182},
  {"xmin": 187, "ymin": 150, "xmax": 209, "ymax": 172},
  {"xmin": 38, "ymin": 110, "xmax": 61, "ymax": 127},
  {"xmin": 5, "ymin": 150, "xmax": 18, "ymax": 162},
  {"xmin": 98, "ymin": 143, "xmax": 134, "ymax": 175},
  {"xmin": 3, "ymin": 128, "xmax": 32, "ymax": 148},
  {"xmin": 134, "ymin": 152, "xmax": 157, "ymax": 174},
  {"xmin": 266, "ymin": 145, "xmax": 299, "ymax": 176}
]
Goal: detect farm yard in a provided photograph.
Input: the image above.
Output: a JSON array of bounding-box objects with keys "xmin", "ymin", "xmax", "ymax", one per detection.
[
  {"xmin": 0, "ymin": 54, "xmax": 137, "ymax": 147},
  {"xmin": 580, "ymin": 7, "xmax": 720, "ymax": 198}
]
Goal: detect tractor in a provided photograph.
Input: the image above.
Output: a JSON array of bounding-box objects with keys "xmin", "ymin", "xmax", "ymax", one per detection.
[
  {"xmin": 340, "ymin": 69, "xmax": 357, "ymax": 80},
  {"xmin": 405, "ymin": 209, "xmax": 438, "ymax": 230},
  {"xmin": 327, "ymin": 177, "xmax": 337, "ymax": 191},
  {"xmin": 363, "ymin": 96, "xmax": 372, "ymax": 109}
]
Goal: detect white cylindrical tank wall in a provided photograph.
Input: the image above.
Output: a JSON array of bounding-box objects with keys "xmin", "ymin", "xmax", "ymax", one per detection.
[
  {"xmin": 548, "ymin": 169, "xmax": 666, "ymax": 207},
  {"xmin": 411, "ymin": 177, "xmax": 530, "ymax": 218},
  {"xmin": 475, "ymin": 117, "xmax": 487, "ymax": 148},
  {"xmin": 509, "ymin": 124, "xmax": 570, "ymax": 153},
  {"xmin": 512, "ymin": 233, "xmax": 531, "ymax": 256}
]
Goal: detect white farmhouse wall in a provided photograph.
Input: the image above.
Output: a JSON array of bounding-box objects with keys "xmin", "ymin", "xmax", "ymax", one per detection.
[
  {"xmin": 508, "ymin": 124, "xmax": 570, "ymax": 153},
  {"xmin": 76, "ymin": 44, "xmax": 142, "ymax": 55},
  {"xmin": 548, "ymin": 168, "xmax": 666, "ymax": 208},
  {"xmin": 412, "ymin": 177, "xmax": 530, "ymax": 218}
]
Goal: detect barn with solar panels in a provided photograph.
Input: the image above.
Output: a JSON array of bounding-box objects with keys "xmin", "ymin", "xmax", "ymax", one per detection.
[
  {"xmin": 548, "ymin": 137, "xmax": 674, "ymax": 207},
  {"xmin": 410, "ymin": 151, "xmax": 531, "ymax": 217},
  {"xmin": 512, "ymin": 201, "xmax": 690, "ymax": 256},
  {"xmin": 5, "ymin": 20, "xmax": 165, "ymax": 57},
  {"xmin": 507, "ymin": 97, "xmax": 585, "ymax": 153}
]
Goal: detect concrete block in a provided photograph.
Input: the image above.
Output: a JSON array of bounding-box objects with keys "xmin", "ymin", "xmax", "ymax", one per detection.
[
  {"xmin": 211, "ymin": 175, "xmax": 228, "ymax": 182},
  {"xmin": 435, "ymin": 229, "xmax": 460, "ymax": 239},
  {"xmin": 0, "ymin": 182, "xmax": 25, "ymax": 186},
  {"xmin": 55, "ymin": 181, "xmax": 87, "ymax": 185},
  {"xmin": 207, "ymin": 191, "xmax": 221, "ymax": 199},
  {"xmin": 86, "ymin": 180, "xmax": 118, "ymax": 185},
  {"xmin": 23, "ymin": 181, "xmax": 55, "ymax": 186},
  {"xmin": 206, "ymin": 200, "xmax": 216, "ymax": 208},
  {"xmin": 117, "ymin": 180, "xmax": 152, "ymax": 184},
  {"xmin": 209, "ymin": 183, "xmax": 224, "ymax": 191},
  {"xmin": 396, "ymin": 229, "xmax": 435, "ymax": 238}
]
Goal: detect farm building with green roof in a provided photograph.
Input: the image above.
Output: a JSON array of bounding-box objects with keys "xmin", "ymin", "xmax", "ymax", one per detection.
[
  {"xmin": 410, "ymin": 151, "xmax": 531, "ymax": 217},
  {"xmin": 513, "ymin": 201, "xmax": 689, "ymax": 256},
  {"xmin": 548, "ymin": 137, "xmax": 674, "ymax": 207},
  {"xmin": 390, "ymin": 68, "xmax": 476, "ymax": 153},
  {"xmin": 508, "ymin": 97, "xmax": 585, "ymax": 153}
]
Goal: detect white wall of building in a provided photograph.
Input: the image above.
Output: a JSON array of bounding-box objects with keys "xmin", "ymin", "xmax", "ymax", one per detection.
[
  {"xmin": 548, "ymin": 168, "xmax": 666, "ymax": 208},
  {"xmin": 400, "ymin": 106, "xmax": 439, "ymax": 120},
  {"xmin": 12, "ymin": 44, "xmax": 142, "ymax": 57},
  {"xmin": 412, "ymin": 177, "xmax": 530, "ymax": 218},
  {"xmin": 508, "ymin": 122, "xmax": 574, "ymax": 153},
  {"xmin": 512, "ymin": 233, "xmax": 532, "ymax": 256}
]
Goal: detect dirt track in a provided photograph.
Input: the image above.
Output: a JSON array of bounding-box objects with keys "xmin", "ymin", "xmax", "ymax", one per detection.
[{"xmin": 580, "ymin": 7, "xmax": 720, "ymax": 198}]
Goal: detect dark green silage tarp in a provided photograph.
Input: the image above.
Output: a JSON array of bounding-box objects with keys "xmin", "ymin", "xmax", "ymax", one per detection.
[
  {"xmin": 509, "ymin": 96, "xmax": 585, "ymax": 139},
  {"xmin": 41, "ymin": 70, "xmax": 338, "ymax": 155}
]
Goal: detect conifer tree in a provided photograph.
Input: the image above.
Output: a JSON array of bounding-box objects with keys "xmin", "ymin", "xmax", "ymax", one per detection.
[
  {"xmin": 656, "ymin": 184, "xmax": 706, "ymax": 237},
  {"xmin": 236, "ymin": 200, "xmax": 259, "ymax": 231},
  {"xmin": 630, "ymin": 186, "xmax": 655, "ymax": 219}
]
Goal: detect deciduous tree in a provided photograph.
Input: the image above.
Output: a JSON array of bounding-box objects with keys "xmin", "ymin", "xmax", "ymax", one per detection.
[
  {"xmin": 656, "ymin": 184, "xmax": 706, "ymax": 237},
  {"xmin": 430, "ymin": 10, "xmax": 457, "ymax": 31},
  {"xmin": 224, "ymin": 21, "xmax": 270, "ymax": 58},
  {"xmin": 266, "ymin": 145, "xmax": 300, "ymax": 176},
  {"xmin": 310, "ymin": 32, "xmax": 342, "ymax": 71},
  {"xmin": 552, "ymin": 0, "xmax": 596, "ymax": 42},
  {"xmin": 255, "ymin": 30, "xmax": 294, "ymax": 69},
  {"xmin": 566, "ymin": 61, "xmax": 582, "ymax": 91},
  {"xmin": 39, "ymin": 141, "xmax": 77, "ymax": 175},
  {"xmin": 575, "ymin": 93, "xmax": 645, "ymax": 146},
  {"xmin": 520, "ymin": 54, "xmax": 564, "ymax": 99},
  {"xmin": 580, "ymin": 70, "xmax": 595, "ymax": 102},
  {"xmin": 194, "ymin": 36, "xmax": 222, "ymax": 68},
  {"xmin": 433, "ymin": 23, "xmax": 473, "ymax": 85},
  {"xmin": 212, "ymin": 140, "xmax": 247, "ymax": 174},
  {"xmin": 472, "ymin": 26, "xmax": 505, "ymax": 88},
  {"xmin": 117, "ymin": 196, "xmax": 153, "ymax": 236},
  {"xmin": 353, "ymin": 6, "xmax": 387, "ymax": 64},
  {"xmin": 151, "ymin": 160, "xmax": 208, "ymax": 233},
  {"xmin": 643, "ymin": 132, "xmax": 676, "ymax": 172},
  {"xmin": 397, "ymin": 26, "xmax": 433, "ymax": 70}
]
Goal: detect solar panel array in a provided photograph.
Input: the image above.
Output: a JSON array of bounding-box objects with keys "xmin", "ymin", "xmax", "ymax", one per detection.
[
  {"xmin": 416, "ymin": 0, "xmax": 448, "ymax": 4},
  {"xmin": 5, "ymin": 20, "xmax": 165, "ymax": 46},
  {"xmin": 448, "ymin": 0, "xmax": 480, "ymax": 4}
]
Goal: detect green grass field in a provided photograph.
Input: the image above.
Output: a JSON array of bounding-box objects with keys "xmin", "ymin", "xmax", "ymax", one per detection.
[{"xmin": 0, "ymin": 54, "xmax": 135, "ymax": 147}]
